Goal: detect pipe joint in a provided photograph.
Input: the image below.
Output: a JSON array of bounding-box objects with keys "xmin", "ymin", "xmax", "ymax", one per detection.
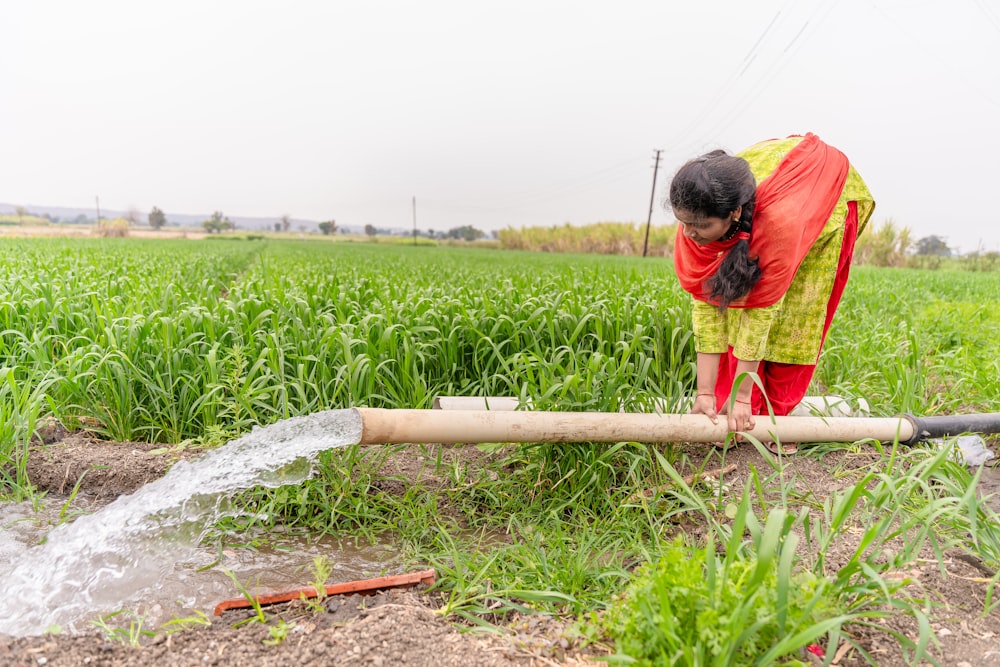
[{"xmin": 900, "ymin": 414, "xmax": 927, "ymax": 446}]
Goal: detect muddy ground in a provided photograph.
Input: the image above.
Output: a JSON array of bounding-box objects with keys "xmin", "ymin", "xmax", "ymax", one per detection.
[{"xmin": 2, "ymin": 426, "xmax": 999, "ymax": 667}]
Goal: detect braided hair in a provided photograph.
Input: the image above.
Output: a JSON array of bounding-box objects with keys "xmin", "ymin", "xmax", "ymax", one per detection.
[{"xmin": 669, "ymin": 150, "xmax": 761, "ymax": 308}]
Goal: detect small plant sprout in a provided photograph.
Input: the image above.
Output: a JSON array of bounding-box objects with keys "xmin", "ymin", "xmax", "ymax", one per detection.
[
  {"xmin": 299, "ymin": 555, "xmax": 333, "ymax": 613},
  {"xmin": 223, "ymin": 570, "xmax": 268, "ymax": 627},
  {"xmin": 90, "ymin": 610, "xmax": 155, "ymax": 647}
]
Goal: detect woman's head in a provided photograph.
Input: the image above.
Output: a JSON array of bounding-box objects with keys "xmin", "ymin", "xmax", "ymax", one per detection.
[
  {"xmin": 669, "ymin": 149, "xmax": 762, "ymax": 307},
  {"xmin": 669, "ymin": 150, "xmax": 756, "ymax": 244}
]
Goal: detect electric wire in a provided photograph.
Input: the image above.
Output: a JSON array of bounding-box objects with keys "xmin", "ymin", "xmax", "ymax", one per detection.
[
  {"xmin": 972, "ymin": 0, "xmax": 1000, "ymax": 34},
  {"xmin": 694, "ymin": 0, "xmax": 839, "ymax": 144},
  {"xmin": 659, "ymin": 1, "xmax": 791, "ymax": 158},
  {"xmin": 870, "ymin": 0, "xmax": 1000, "ymax": 108}
]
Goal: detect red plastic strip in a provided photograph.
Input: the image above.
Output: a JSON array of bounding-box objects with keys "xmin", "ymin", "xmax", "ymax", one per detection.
[{"xmin": 213, "ymin": 568, "xmax": 437, "ymax": 616}]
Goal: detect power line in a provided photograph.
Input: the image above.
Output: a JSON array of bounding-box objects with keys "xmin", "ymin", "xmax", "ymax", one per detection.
[
  {"xmin": 972, "ymin": 0, "xmax": 1000, "ymax": 34},
  {"xmin": 871, "ymin": 0, "xmax": 1000, "ymax": 108},
  {"xmin": 694, "ymin": 0, "xmax": 838, "ymax": 145},
  {"xmin": 659, "ymin": 1, "xmax": 790, "ymax": 156}
]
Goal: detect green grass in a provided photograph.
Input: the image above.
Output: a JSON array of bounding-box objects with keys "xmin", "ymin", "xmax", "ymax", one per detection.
[{"xmin": 0, "ymin": 238, "xmax": 998, "ymax": 664}]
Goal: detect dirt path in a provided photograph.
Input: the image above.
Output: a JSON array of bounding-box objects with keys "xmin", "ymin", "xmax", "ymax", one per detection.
[{"xmin": 3, "ymin": 430, "xmax": 999, "ymax": 666}]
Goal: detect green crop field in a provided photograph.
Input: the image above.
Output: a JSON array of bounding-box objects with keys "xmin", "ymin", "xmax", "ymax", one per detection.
[{"xmin": 1, "ymin": 237, "xmax": 998, "ymax": 665}]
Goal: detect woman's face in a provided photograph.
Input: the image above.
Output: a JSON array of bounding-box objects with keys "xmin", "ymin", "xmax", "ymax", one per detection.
[{"xmin": 674, "ymin": 208, "xmax": 739, "ymax": 245}]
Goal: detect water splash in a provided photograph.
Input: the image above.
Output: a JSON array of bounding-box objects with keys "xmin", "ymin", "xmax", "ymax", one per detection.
[{"xmin": 0, "ymin": 408, "xmax": 363, "ymax": 637}]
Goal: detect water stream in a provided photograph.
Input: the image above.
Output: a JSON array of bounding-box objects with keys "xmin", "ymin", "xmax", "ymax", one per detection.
[{"xmin": 0, "ymin": 408, "xmax": 365, "ymax": 637}]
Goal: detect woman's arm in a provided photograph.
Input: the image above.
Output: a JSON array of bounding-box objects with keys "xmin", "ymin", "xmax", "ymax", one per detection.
[
  {"xmin": 691, "ymin": 300, "xmax": 772, "ymax": 433},
  {"xmin": 694, "ymin": 352, "xmax": 758, "ymax": 432},
  {"xmin": 726, "ymin": 357, "xmax": 759, "ymax": 433},
  {"xmin": 692, "ymin": 351, "xmax": 721, "ymax": 421}
]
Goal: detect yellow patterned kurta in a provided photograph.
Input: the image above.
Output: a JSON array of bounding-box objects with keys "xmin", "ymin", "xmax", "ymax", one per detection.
[{"xmin": 691, "ymin": 136, "xmax": 875, "ymax": 365}]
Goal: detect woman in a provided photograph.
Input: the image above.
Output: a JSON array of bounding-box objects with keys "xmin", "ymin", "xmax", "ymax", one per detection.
[{"xmin": 669, "ymin": 133, "xmax": 875, "ymax": 453}]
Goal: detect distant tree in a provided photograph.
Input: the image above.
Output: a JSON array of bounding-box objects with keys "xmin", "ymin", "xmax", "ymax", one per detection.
[
  {"xmin": 72, "ymin": 213, "xmax": 90, "ymax": 225},
  {"xmin": 274, "ymin": 222, "xmax": 282, "ymax": 232},
  {"xmin": 280, "ymin": 215, "xmax": 291, "ymax": 233},
  {"xmin": 914, "ymin": 235, "xmax": 952, "ymax": 257},
  {"xmin": 318, "ymin": 220, "xmax": 337, "ymax": 235},
  {"xmin": 364, "ymin": 224, "xmax": 376, "ymax": 237},
  {"xmin": 15, "ymin": 206, "xmax": 26, "ymax": 225},
  {"xmin": 148, "ymin": 206, "xmax": 167, "ymax": 231},
  {"xmin": 202, "ymin": 210, "xmax": 233, "ymax": 234},
  {"xmin": 446, "ymin": 225, "xmax": 485, "ymax": 242}
]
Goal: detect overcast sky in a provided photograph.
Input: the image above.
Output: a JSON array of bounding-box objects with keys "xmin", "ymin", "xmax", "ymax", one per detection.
[{"xmin": 3, "ymin": 0, "xmax": 999, "ymax": 252}]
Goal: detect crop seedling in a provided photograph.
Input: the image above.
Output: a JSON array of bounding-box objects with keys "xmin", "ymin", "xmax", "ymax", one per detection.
[
  {"xmin": 90, "ymin": 610, "xmax": 155, "ymax": 647},
  {"xmin": 299, "ymin": 555, "xmax": 334, "ymax": 613},
  {"xmin": 160, "ymin": 610, "xmax": 212, "ymax": 635},
  {"xmin": 223, "ymin": 570, "xmax": 269, "ymax": 627}
]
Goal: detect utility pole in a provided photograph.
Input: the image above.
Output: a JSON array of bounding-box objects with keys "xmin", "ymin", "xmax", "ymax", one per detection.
[
  {"xmin": 642, "ymin": 149, "xmax": 662, "ymax": 258},
  {"xmin": 412, "ymin": 196, "xmax": 417, "ymax": 246},
  {"xmin": 95, "ymin": 196, "xmax": 102, "ymax": 225}
]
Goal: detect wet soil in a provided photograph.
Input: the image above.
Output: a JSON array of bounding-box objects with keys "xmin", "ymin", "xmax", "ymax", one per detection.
[
  {"xmin": 0, "ymin": 587, "xmax": 584, "ymax": 667},
  {"xmin": 3, "ymin": 430, "xmax": 1000, "ymax": 666}
]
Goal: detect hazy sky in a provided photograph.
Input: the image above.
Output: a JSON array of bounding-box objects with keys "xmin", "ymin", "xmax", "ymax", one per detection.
[{"xmin": 3, "ymin": 0, "xmax": 999, "ymax": 252}]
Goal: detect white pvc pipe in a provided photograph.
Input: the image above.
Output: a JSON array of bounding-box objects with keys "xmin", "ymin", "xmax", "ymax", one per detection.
[
  {"xmin": 432, "ymin": 396, "xmax": 523, "ymax": 411},
  {"xmin": 356, "ymin": 408, "xmax": 915, "ymax": 445},
  {"xmin": 431, "ymin": 395, "xmax": 870, "ymax": 417}
]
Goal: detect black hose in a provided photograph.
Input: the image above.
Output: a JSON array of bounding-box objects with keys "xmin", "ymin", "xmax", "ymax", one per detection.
[{"xmin": 901, "ymin": 412, "xmax": 1000, "ymax": 445}]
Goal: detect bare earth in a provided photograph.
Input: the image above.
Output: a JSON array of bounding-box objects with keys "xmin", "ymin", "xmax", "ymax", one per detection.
[
  {"xmin": 3, "ymin": 427, "xmax": 999, "ymax": 667},
  {"xmin": 0, "ymin": 225, "xmax": 209, "ymax": 240}
]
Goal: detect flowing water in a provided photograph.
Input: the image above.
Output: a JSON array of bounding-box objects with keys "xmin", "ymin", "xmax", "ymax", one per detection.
[{"xmin": 0, "ymin": 409, "xmax": 367, "ymax": 637}]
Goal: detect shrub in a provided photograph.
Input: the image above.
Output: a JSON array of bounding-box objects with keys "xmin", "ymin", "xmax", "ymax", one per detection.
[
  {"xmin": 602, "ymin": 533, "xmax": 840, "ymax": 666},
  {"xmin": 95, "ymin": 217, "xmax": 130, "ymax": 238}
]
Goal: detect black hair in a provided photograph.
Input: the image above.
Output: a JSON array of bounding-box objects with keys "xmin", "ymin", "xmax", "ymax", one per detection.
[{"xmin": 668, "ymin": 150, "xmax": 762, "ymax": 308}]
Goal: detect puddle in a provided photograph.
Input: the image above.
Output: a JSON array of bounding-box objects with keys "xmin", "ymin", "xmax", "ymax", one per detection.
[
  {"xmin": 0, "ymin": 495, "xmax": 402, "ymax": 632},
  {"xmin": 0, "ymin": 409, "xmax": 371, "ymax": 636},
  {"xmin": 155, "ymin": 530, "xmax": 403, "ymax": 628}
]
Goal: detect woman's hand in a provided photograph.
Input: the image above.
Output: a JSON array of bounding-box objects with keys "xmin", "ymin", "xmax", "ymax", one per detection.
[
  {"xmin": 691, "ymin": 393, "xmax": 719, "ymax": 423},
  {"xmin": 727, "ymin": 400, "xmax": 755, "ymax": 436}
]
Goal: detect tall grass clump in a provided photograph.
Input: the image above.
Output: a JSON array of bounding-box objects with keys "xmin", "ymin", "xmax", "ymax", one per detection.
[
  {"xmin": 602, "ymin": 526, "xmax": 843, "ymax": 665},
  {"xmin": 852, "ymin": 218, "xmax": 912, "ymax": 268},
  {"xmin": 94, "ymin": 217, "xmax": 130, "ymax": 238},
  {"xmin": 498, "ymin": 222, "xmax": 677, "ymax": 257},
  {"xmin": 0, "ymin": 366, "xmax": 52, "ymax": 499},
  {"xmin": 958, "ymin": 248, "xmax": 1000, "ymax": 272}
]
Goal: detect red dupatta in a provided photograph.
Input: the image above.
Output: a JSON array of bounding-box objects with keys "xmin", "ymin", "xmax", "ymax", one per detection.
[{"xmin": 673, "ymin": 133, "xmax": 850, "ymax": 309}]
